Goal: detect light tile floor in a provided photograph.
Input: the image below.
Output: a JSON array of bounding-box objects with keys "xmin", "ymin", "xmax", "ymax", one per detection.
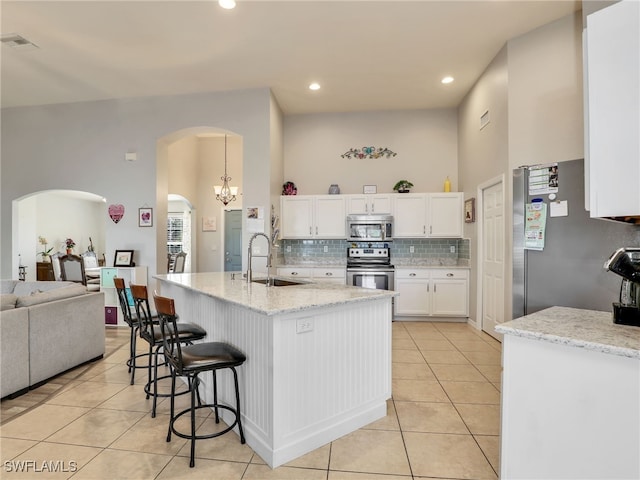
[{"xmin": 1, "ymin": 321, "xmax": 502, "ymax": 479}]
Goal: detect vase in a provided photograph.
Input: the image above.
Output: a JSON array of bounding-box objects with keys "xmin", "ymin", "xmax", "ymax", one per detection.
[
  {"xmin": 66, "ymin": 248, "xmax": 72, "ymax": 255},
  {"xmin": 328, "ymin": 184, "xmax": 340, "ymax": 194}
]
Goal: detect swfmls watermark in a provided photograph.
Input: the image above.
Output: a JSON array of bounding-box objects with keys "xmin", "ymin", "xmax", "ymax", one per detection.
[{"xmin": 3, "ymin": 460, "xmax": 78, "ymax": 473}]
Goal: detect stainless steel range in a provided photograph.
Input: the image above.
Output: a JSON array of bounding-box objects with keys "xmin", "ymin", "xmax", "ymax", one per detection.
[{"xmin": 346, "ymin": 245, "xmax": 394, "ymax": 291}]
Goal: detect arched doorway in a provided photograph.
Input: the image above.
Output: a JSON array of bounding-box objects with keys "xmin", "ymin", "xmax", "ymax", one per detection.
[
  {"xmin": 157, "ymin": 127, "xmax": 243, "ymax": 274},
  {"xmin": 12, "ymin": 190, "xmax": 106, "ymax": 281}
]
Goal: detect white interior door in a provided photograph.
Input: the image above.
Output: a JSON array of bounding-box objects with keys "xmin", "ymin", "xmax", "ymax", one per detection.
[{"xmin": 481, "ymin": 179, "xmax": 505, "ymax": 340}]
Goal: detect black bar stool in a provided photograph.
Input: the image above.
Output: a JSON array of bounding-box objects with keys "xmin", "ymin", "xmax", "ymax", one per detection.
[
  {"xmin": 153, "ymin": 292, "xmax": 246, "ymax": 468},
  {"xmin": 113, "ymin": 277, "xmax": 148, "ymax": 385},
  {"xmin": 129, "ymin": 283, "xmax": 206, "ymax": 418}
]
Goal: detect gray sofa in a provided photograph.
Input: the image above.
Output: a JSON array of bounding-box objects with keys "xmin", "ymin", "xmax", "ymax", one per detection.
[{"xmin": 1, "ymin": 280, "xmax": 105, "ymax": 398}]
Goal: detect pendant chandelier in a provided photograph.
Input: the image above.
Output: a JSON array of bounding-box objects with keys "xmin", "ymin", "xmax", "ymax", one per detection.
[{"xmin": 214, "ymin": 134, "xmax": 238, "ymax": 206}]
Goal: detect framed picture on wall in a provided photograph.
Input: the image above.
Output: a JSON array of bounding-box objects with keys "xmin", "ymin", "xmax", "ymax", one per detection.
[
  {"xmin": 138, "ymin": 207, "xmax": 153, "ymax": 227},
  {"xmin": 465, "ymin": 198, "xmax": 476, "ymax": 223},
  {"xmin": 114, "ymin": 250, "xmax": 134, "ymax": 267}
]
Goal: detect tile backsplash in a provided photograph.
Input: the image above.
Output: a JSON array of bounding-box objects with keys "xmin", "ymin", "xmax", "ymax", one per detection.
[{"xmin": 278, "ymin": 238, "xmax": 470, "ymax": 265}]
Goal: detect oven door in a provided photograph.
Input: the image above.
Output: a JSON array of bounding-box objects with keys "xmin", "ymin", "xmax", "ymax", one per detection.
[{"xmin": 347, "ymin": 268, "xmax": 394, "ymax": 291}]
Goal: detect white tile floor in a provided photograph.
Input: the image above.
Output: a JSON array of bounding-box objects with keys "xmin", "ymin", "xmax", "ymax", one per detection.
[{"xmin": 1, "ymin": 321, "xmax": 502, "ymax": 479}]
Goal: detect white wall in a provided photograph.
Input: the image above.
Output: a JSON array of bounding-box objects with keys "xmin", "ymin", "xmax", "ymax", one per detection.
[
  {"xmin": 284, "ymin": 109, "xmax": 458, "ymax": 195},
  {"xmin": 1, "ymin": 88, "xmax": 274, "ymax": 280}
]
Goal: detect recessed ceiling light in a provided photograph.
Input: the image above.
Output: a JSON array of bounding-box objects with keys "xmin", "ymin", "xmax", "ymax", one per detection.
[
  {"xmin": 441, "ymin": 76, "xmax": 454, "ymax": 84},
  {"xmin": 219, "ymin": 0, "xmax": 236, "ymax": 9},
  {"xmin": 309, "ymin": 83, "xmax": 321, "ymax": 91}
]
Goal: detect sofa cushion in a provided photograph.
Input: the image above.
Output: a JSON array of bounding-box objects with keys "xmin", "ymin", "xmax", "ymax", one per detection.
[
  {"xmin": 0, "ymin": 294, "xmax": 18, "ymax": 310},
  {"xmin": 12, "ymin": 281, "xmax": 77, "ymax": 297},
  {"xmin": 16, "ymin": 284, "xmax": 87, "ymax": 308},
  {"xmin": 0, "ymin": 280, "xmax": 19, "ymax": 294}
]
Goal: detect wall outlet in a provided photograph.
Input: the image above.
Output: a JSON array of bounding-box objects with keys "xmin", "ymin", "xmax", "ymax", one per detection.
[
  {"xmin": 286, "ymin": 245, "xmax": 291, "ymax": 253},
  {"xmin": 323, "ymin": 245, "xmax": 328, "ymax": 253},
  {"xmin": 409, "ymin": 245, "xmax": 415, "ymax": 254},
  {"xmin": 296, "ymin": 318, "xmax": 314, "ymax": 333},
  {"xmin": 450, "ymin": 245, "xmax": 456, "ymax": 253}
]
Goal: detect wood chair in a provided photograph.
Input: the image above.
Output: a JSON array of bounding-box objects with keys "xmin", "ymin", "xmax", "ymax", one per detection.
[
  {"xmin": 173, "ymin": 251, "xmax": 187, "ymax": 273},
  {"xmin": 59, "ymin": 254, "xmax": 87, "ymax": 285}
]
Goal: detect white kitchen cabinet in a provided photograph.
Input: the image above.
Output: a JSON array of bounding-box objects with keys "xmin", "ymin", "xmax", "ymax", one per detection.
[
  {"xmin": 585, "ymin": 0, "xmax": 640, "ymax": 218},
  {"xmin": 394, "ymin": 193, "xmax": 463, "ymax": 238},
  {"xmin": 394, "ymin": 267, "xmax": 468, "ymax": 319},
  {"xmin": 312, "ymin": 267, "xmax": 346, "ymax": 284},
  {"xmin": 346, "ymin": 194, "xmax": 392, "ymax": 215},
  {"xmin": 276, "ymin": 266, "xmax": 346, "ymax": 285},
  {"xmin": 280, "ymin": 195, "xmax": 346, "ymax": 239},
  {"xmin": 101, "ymin": 266, "xmax": 147, "ymax": 326},
  {"xmin": 276, "ymin": 266, "xmax": 313, "ymax": 280}
]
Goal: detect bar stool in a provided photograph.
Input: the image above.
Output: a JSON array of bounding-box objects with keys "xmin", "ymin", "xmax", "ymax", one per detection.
[
  {"xmin": 153, "ymin": 292, "xmax": 246, "ymax": 468},
  {"xmin": 113, "ymin": 277, "xmax": 148, "ymax": 385},
  {"xmin": 129, "ymin": 283, "xmax": 206, "ymax": 418}
]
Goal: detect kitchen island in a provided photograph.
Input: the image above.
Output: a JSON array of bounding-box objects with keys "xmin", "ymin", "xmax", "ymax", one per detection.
[
  {"xmin": 155, "ymin": 272, "xmax": 396, "ymax": 468},
  {"xmin": 496, "ymin": 306, "xmax": 640, "ymax": 479}
]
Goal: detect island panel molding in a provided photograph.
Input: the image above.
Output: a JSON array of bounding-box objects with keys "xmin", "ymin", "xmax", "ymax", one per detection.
[{"xmin": 156, "ymin": 273, "xmax": 394, "ymax": 468}]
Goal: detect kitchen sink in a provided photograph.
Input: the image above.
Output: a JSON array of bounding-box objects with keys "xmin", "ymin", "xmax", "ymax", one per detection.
[{"xmin": 252, "ymin": 278, "xmax": 304, "ymax": 287}]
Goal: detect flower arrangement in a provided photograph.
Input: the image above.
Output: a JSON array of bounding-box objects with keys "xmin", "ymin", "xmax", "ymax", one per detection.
[
  {"xmin": 38, "ymin": 236, "xmax": 53, "ymax": 261},
  {"xmin": 282, "ymin": 181, "xmax": 297, "ymax": 195},
  {"xmin": 65, "ymin": 238, "xmax": 76, "ymax": 250}
]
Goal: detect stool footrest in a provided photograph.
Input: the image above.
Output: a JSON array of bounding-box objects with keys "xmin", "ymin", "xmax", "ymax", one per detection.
[{"xmin": 170, "ymin": 404, "xmax": 244, "ymax": 442}]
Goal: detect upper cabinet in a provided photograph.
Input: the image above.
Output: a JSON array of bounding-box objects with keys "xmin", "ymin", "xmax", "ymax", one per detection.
[
  {"xmin": 346, "ymin": 194, "xmax": 392, "ymax": 215},
  {"xmin": 280, "ymin": 195, "xmax": 346, "ymax": 239},
  {"xmin": 394, "ymin": 193, "xmax": 463, "ymax": 238},
  {"xmin": 585, "ymin": 0, "xmax": 640, "ymax": 218}
]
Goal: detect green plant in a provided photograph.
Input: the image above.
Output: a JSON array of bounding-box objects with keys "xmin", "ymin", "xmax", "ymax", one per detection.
[
  {"xmin": 38, "ymin": 236, "xmax": 53, "ymax": 259},
  {"xmin": 393, "ymin": 180, "xmax": 414, "ymax": 192}
]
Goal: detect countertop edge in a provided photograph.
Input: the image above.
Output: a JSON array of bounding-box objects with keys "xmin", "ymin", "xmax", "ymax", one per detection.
[{"xmin": 496, "ymin": 306, "xmax": 640, "ymax": 360}]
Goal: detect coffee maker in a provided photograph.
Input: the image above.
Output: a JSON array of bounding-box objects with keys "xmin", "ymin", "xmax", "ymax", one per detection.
[{"xmin": 604, "ymin": 247, "xmax": 640, "ymax": 326}]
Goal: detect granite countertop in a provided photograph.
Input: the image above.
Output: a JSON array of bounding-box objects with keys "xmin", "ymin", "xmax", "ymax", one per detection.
[
  {"xmin": 155, "ymin": 272, "xmax": 396, "ymax": 316},
  {"xmin": 496, "ymin": 306, "xmax": 640, "ymax": 359}
]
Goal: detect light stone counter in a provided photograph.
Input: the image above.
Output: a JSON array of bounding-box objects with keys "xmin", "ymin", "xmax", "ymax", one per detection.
[
  {"xmin": 156, "ymin": 271, "xmax": 395, "ymax": 316},
  {"xmin": 496, "ymin": 306, "xmax": 640, "ymax": 359},
  {"xmin": 498, "ymin": 306, "xmax": 640, "ymax": 479}
]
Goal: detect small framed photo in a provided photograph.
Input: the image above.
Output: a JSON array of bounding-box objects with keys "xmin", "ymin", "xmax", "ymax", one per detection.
[
  {"xmin": 114, "ymin": 250, "xmax": 134, "ymax": 267},
  {"xmin": 363, "ymin": 185, "xmax": 377, "ymax": 194},
  {"xmin": 138, "ymin": 207, "xmax": 153, "ymax": 227},
  {"xmin": 465, "ymin": 198, "xmax": 476, "ymax": 223},
  {"xmin": 202, "ymin": 216, "xmax": 217, "ymax": 232}
]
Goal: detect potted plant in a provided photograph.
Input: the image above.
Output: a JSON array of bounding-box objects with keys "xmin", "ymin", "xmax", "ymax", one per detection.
[
  {"xmin": 65, "ymin": 238, "xmax": 76, "ymax": 254},
  {"xmin": 393, "ymin": 180, "xmax": 414, "ymax": 193},
  {"xmin": 38, "ymin": 236, "xmax": 53, "ymax": 262}
]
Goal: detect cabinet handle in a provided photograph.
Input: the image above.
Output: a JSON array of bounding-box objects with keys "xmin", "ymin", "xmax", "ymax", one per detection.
[
  {"xmin": 371, "ymin": 204, "xmax": 375, "ymax": 213},
  {"xmin": 291, "ymin": 272, "xmax": 298, "ymax": 275},
  {"xmin": 316, "ymin": 226, "xmax": 318, "ymax": 235},
  {"xmin": 427, "ymin": 284, "xmax": 429, "ymax": 292},
  {"xmin": 447, "ymin": 273, "xmax": 454, "ymax": 277},
  {"xmin": 409, "ymin": 273, "xmax": 416, "ymax": 277},
  {"xmin": 423, "ymin": 226, "xmax": 426, "ymax": 234},
  {"xmin": 309, "ymin": 226, "xmax": 312, "ymax": 235},
  {"xmin": 434, "ymin": 284, "xmax": 437, "ymax": 292},
  {"xmin": 326, "ymin": 272, "xmax": 332, "ymax": 276},
  {"xmin": 430, "ymin": 225, "xmax": 433, "ymax": 234}
]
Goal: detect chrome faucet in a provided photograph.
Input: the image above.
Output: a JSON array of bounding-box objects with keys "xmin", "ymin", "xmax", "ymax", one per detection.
[{"xmin": 247, "ymin": 233, "xmax": 272, "ymax": 285}]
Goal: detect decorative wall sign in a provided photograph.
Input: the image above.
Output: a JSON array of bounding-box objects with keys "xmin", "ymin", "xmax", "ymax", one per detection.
[
  {"xmin": 202, "ymin": 216, "xmax": 217, "ymax": 232},
  {"xmin": 108, "ymin": 204, "xmax": 125, "ymax": 224},
  {"xmin": 341, "ymin": 146, "xmax": 397, "ymax": 159},
  {"xmin": 138, "ymin": 207, "xmax": 153, "ymax": 227}
]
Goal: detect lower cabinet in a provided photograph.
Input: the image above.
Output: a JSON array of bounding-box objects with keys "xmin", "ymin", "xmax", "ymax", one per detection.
[
  {"xmin": 394, "ymin": 268, "xmax": 468, "ymax": 319},
  {"xmin": 100, "ymin": 266, "xmax": 147, "ymax": 326},
  {"xmin": 277, "ymin": 266, "xmax": 346, "ymax": 285}
]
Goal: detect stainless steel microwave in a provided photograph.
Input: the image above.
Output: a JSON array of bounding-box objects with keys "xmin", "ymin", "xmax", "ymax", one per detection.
[{"xmin": 347, "ymin": 214, "xmax": 393, "ymax": 242}]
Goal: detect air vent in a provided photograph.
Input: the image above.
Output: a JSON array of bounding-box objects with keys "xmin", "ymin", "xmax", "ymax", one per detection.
[{"xmin": 1, "ymin": 33, "xmax": 39, "ymax": 50}]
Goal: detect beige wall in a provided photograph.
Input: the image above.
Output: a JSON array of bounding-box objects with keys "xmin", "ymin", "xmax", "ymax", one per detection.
[
  {"xmin": 458, "ymin": 46, "xmax": 509, "ymax": 327},
  {"xmin": 284, "ymin": 109, "xmax": 458, "ymax": 195},
  {"xmin": 457, "ymin": 11, "xmax": 584, "ymax": 330},
  {"xmin": 508, "ymin": 11, "xmax": 584, "ymax": 169}
]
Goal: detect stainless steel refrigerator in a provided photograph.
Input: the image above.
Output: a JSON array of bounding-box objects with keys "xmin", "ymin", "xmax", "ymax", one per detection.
[{"xmin": 512, "ymin": 158, "xmax": 640, "ymax": 319}]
